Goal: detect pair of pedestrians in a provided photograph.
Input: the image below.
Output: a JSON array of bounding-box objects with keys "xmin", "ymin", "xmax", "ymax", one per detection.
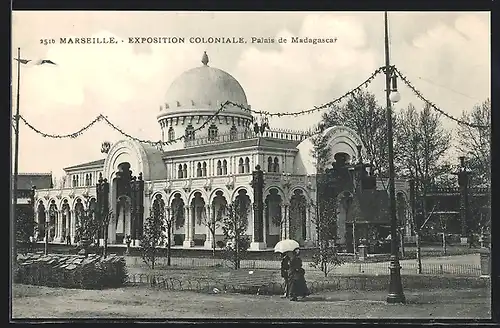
[{"xmin": 280, "ymin": 248, "xmax": 310, "ymax": 301}]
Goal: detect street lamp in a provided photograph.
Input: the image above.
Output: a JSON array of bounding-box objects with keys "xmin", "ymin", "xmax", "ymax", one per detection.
[
  {"xmin": 384, "ymin": 11, "xmax": 405, "ymax": 304},
  {"xmin": 389, "ymin": 73, "xmax": 401, "ymax": 104}
]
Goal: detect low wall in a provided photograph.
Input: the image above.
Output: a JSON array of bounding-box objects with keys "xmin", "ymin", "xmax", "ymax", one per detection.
[{"xmin": 126, "ymin": 272, "xmax": 490, "ymax": 295}]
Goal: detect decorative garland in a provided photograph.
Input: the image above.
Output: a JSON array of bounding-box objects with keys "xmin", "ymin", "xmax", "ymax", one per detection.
[
  {"xmin": 16, "ymin": 65, "xmax": 488, "ymax": 147},
  {"xmin": 227, "ymin": 67, "xmax": 385, "ymax": 117},
  {"xmin": 16, "ymin": 69, "xmax": 383, "ymax": 144},
  {"xmin": 17, "ymin": 101, "xmax": 230, "ymax": 148},
  {"xmin": 394, "ymin": 67, "xmax": 489, "ymax": 129}
]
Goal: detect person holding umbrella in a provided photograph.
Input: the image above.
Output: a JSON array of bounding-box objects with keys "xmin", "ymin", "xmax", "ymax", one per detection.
[
  {"xmin": 275, "ymin": 239, "xmax": 309, "ymax": 300},
  {"xmin": 275, "ymin": 239, "xmax": 298, "ymax": 298},
  {"xmin": 287, "ymin": 248, "xmax": 310, "ymax": 301}
]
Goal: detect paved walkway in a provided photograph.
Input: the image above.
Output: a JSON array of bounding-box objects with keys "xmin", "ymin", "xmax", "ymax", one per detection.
[{"xmin": 12, "ymin": 284, "xmax": 490, "ymax": 319}]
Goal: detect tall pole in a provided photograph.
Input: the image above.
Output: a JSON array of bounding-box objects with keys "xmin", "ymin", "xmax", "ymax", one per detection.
[
  {"xmin": 384, "ymin": 12, "xmax": 405, "ymax": 304},
  {"xmin": 12, "ymin": 47, "xmax": 21, "ymax": 267}
]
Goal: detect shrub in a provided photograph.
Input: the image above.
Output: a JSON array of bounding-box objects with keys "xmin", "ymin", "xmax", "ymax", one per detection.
[
  {"xmin": 309, "ymin": 243, "xmax": 345, "ymax": 277},
  {"xmin": 15, "ymin": 253, "xmax": 127, "ymax": 289},
  {"xmin": 222, "ymin": 236, "xmax": 251, "ymax": 269}
]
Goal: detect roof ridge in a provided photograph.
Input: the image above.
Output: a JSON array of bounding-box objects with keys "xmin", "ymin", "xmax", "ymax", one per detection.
[{"xmin": 17, "ymin": 172, "xmax": 52, "ymax": 176}]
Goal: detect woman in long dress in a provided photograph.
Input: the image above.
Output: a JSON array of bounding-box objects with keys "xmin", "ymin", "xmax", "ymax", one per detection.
[
  {"xmin": 280, "ymin": 253, "xmax": 290, "ymax": 298},
  {"xmin": 287, "ymin": 248, "xmax": 310, "ymax": 301}
]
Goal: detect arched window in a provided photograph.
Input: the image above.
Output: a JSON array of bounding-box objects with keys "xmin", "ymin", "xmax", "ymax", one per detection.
[
  {"xmin": 208, "ymin": 124, "xmax": 218, "ymax": 141},
  {"xmin": 267, "ymin": 156, "xmax": 273, "ymax": 173},
  {"xmin": 75, "ymin": 175, "xmax": 79, "ymax": 187},
  {"xmin": 217, "ymin": 160, "xmax": 222, "ymax": 175},
  {"xmin": 183, "ymin": 164, "xmax": 188, "ymax": 178},
  {"xmin": 178, "ymin": 164, "xmax": 183, "ymax": 179},
  {"xmin": 85, "ymin": 174, "xmax": 89, "ymax": 186},
  {"xmin": 229, "ymin": 125, "xmax": 237, "ymax": 141},
  {"xmin": 245, "ymin": 157, "xmax": 250, "ymax": 173},
  {"xmin": 197, "ymin": 162, "xmax": 202, "ymax": 177},
  {"xmin": 185, "ymin": 124, "xmax": 195, "ymax": 141},
  {"xmin": 238, "ymin": 158, "xmax": 244, "ymax": 174},
  {"xmin": 202, "ymin": 162, "xmax": 207, "ymax": 177},
  {"xmin": 72, "ymin": 175, "xmax": 77, "ymax": 187},
  {"xmin": 89, "ymin": 173, "xmax": 93, "ymax": 185},
  {"xmin": 273, "ymin": 157, "xmax": 280, "ymax": 173},
  {"xmin": 223, "ymin": 160, "xmax": 228, "ymax": 175},
  {"xmin": 168, "ymin": 127, "xmax": 175, "ymax": 141}
]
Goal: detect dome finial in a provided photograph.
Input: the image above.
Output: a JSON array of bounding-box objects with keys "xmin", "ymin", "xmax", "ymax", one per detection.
[{"xmin": 201, "ymin": 51, "xmax": 209, "ymax": 66}]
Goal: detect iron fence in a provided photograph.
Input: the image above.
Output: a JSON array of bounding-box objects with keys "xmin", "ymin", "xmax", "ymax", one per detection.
[{"xmin": 127, "ymin": 257, "xmax": 481, "ymax": 277}]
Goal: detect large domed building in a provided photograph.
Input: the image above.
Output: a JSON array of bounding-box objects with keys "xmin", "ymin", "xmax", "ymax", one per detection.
[{"xmin": 34, "ymin": 52, "xmax": 412, "ymax": 251}]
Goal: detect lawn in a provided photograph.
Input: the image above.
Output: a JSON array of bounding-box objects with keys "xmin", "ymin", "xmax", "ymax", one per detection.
[{"xmin": 12, "ymin": 284, "xmax": 490, "ymax": 319}]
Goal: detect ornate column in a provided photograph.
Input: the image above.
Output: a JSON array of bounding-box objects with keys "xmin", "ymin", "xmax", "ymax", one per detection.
[
  {"xmin": 262, "ymin": 203, "xmax": 268, "ymax": 247},
  {"xmin": 191, "ymin": 205, "xmax": 196, "ymax": 244},
  {"xmin": 108, "ymin": 207, "xmax": 116, "ymax": 244},
  {"xmin": 56, "ymin": 210, "xmax": 63, "ymax": 242},
  {"xmin": 65, "ymin": 209, "xmax": 71, "ymax": 243},
  {"xmin": 70, "ymin": 210, "xmax": 76, "ymax": 243},
  {"xmin": 59, "ymin": 210, "xmax": 66, "ymax": 242},
  {"xmin": 304, "ymin": 205, "xmax": 313, "ymax": 247},
  {"xmin": 44, "ymin": 210, "xmax": 49, "ymax": 242},
  {"xmin": 53, "ymin": 210, "xmax": 58, "ymax": 242},
  {"xmin": 280, "ymin": 204, "xmax": 288, "ymax": 240},
  {"xmin": 204, "ymin": 205, "xmax": 213, "ymax": 248},
  {"xmin": 286, "ymin": 206, "xmax": 291, "ymax": 239},
  {"xmin": 166, "ymin": 207, "xmax": 174, "ymax": 246},
  {"xmin": 183, "ymin": 206, "xmax": 194, "ymax": 248},
  {"xmin": 34, "ymin": 207, "xmax": 39, "ymax": 240},
  {"xmin": 250, "ymin": 165, "xmax": 266, "ymax": 250}
]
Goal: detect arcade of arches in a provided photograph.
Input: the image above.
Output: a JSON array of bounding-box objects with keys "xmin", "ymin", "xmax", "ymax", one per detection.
[{"xmin": 34, "ymin": 186, "xmax": 410, "ymax": 251}]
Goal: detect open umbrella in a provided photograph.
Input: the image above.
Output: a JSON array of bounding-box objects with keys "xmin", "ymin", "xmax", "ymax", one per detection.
[{"xmin": 274, "ymin": 239, "xmax": 300, "ymax": 253}]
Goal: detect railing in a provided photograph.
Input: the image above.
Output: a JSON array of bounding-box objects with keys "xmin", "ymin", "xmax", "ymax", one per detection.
[
  {"xmin": 427, "ymin": 187, "xmax": 461, "ymax": 194},
  {"xmin": 125, "ymin": 257, "xmax": 481, "ymax": 277},
  {"xmin": 184, "ymin": 129, "xmax": 309, "ymax": 148},
  {"xmin": 426, "ymin": 187, "xmax": 490, "ymax": 196}
]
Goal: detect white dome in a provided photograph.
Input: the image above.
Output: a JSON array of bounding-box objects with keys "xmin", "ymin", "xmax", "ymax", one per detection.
[{"xmin": 158, "ymin": 52, "xmax": 252, "ymax": 120}]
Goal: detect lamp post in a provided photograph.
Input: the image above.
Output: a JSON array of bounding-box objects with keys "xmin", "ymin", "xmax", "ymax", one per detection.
[
  {"xmin": 456, "ymin": 156, "xmax": 471, "ymax": 245},
  {"xmin": 384, "ymin": 11, "xmax": 405, "ymax": 304},
  {"xmin": 12, "ymin": 47, "xmax": 22, "ymax": 266}
]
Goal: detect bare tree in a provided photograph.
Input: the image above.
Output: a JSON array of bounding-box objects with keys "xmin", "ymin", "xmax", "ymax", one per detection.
[
  {"xmin": 221, "ymin": 202, "xmax": 250, "ymax": 270},
  {"xmin": 395, "ymin": 103, "xmax": 451, "ymax": 267},
  {"xmin": 200, "ymin": 205, "xmax": 225, "ymax": 257},
  {"xmin": 140, "ymin": 210, "xmax": 166, "ymax": 270},
  {"xmin": 309, "ymin": 195, "xmax": 344, "ymax": 277},
  {"xmin": 456, "ymin": 98, "xmax": 491, "ymax": 187},
  {"xmin": 165, "ymin": 201, "xmax": 183, "ymax": 266}
]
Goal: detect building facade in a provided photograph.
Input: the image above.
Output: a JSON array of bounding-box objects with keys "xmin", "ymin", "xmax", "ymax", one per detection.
[
  {"xmin": 14, "ymin": 173, "xmax": 52, "ymax": 240},
  {"xmin": 34, "ymin": 52, "xmax": 412, "ymax": 250}
]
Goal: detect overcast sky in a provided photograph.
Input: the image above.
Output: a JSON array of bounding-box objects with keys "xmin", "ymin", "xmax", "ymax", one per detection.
[{"xmin": 11, "ymin": 11, "xmax": 490, "ymax": 180}]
